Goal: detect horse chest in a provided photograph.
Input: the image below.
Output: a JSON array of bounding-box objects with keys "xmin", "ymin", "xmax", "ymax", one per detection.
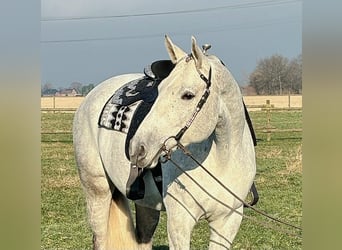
[{"xmin": 162, "ymin": 158, "xmax": 242, "ymax": 218}]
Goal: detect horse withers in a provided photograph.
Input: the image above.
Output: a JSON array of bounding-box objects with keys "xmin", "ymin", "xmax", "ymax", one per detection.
[{"xmin": 73, "ymin": 35, "xmax": 256, "ymax": 250}]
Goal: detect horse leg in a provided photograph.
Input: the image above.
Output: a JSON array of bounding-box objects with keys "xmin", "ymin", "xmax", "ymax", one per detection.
[
  {"xmin": 135, "ymin": 204, "xmax": 160, "ymax": 250},
  {"xmin": 207, "ymin": 206, "xmax": 243, "ymax": 249},
  {"xmin": 165, "ymin": 205, "xmax": 197, "ymax": 250},
  {"xmin": 81, "ymin": 175, "xmax": 112, "ymax": 250}
]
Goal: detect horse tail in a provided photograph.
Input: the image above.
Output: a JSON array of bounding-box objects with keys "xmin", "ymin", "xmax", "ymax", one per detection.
[{"xmin": 106, "ymin": 190, "xmax": 138, "ymax": 250}]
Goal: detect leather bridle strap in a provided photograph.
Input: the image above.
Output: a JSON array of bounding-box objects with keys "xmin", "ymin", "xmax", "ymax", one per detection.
[{"xmin": 174, "ymin": 67, "xmax": 212, "ymax": 141}]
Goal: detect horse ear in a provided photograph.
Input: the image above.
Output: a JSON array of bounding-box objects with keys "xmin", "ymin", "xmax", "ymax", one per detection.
[
  {"xmin": 191, "ymin": 36, "xmax": 205, "ymax": 70},
  {"xmin": 165, "ymin": 35, "xmax": 187, "ymax": 64}
]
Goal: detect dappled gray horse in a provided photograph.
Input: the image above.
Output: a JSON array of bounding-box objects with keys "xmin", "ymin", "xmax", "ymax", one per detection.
[{"xmin": 73, "ymin": 35, "xmax": 256, "ymax": 249}]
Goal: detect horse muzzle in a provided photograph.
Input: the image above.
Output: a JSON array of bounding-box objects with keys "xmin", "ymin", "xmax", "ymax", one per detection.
[{"xmin": 129, "ymin": 135, "xmax": 178, "ymax": 168}]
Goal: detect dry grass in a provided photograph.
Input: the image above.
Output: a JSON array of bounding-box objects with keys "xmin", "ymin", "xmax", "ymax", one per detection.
[
  {"xmin": 46, "ymin": 175, "xmax": 81, "ymax": 188},
  {"xmin": 256, "ymin": 147, "xmax": 283, "ymax": 159},
  {"xmin": 41, "ymin": 95, "xmax": 302, "ymax": 109},
  {"xmin": 243, "ymin": 95, "xmax": 302, "ymax": 109},
  {"xmin": 41, "ymin": 96, "xmax": 85, "ymax": 109},
  {"xmin": 285, "ymin": 144, "xmax": 303, "ymax": 174}
]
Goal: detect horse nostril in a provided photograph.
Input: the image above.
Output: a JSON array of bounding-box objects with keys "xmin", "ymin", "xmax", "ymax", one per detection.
[
  {"xmin": 138, "ymin": 144, "xmax": 147, "ymax": 159},
  {"xmin": 129, "ymin": 140, "xmax": 148, "ymax": 166}
]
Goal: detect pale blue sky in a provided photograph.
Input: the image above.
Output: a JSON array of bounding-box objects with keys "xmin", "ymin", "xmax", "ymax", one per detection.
[{"xmin": 41, "ymin": 0, "xmax": 302, "ymax": 88}]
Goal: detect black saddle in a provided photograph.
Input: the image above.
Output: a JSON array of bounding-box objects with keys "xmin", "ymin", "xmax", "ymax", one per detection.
[{"xmin": 144, "ymin": 60, "xmax": 175, "ymax": 80}]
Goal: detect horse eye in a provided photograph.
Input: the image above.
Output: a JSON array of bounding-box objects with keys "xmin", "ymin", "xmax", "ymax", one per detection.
[{"xmin": 181, "ymin": 91, "xmax": 195, "ymax": 100}]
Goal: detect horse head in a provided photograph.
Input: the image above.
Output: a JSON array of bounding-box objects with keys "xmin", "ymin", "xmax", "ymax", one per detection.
[{"xmin": 129, "ymin": 35, "xmax": 241, "ymax": 168}]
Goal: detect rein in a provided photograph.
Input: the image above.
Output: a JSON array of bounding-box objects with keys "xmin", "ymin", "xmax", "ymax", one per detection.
[{"xmin": 161, "ymin": 140, "xmax": 302, "ymax": 238}]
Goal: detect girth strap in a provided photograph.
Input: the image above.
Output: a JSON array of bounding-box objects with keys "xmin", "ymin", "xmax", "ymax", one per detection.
[
  {"xmin": 126, "ymin": 162, "xmax": 163, "ymax": 200},
  {"xmin": 243, "ymin": 100, "xmax": 259, "ymax": 206}
]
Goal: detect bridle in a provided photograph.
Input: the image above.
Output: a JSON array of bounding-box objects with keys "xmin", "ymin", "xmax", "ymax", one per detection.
[
  {"xmin": 174, "ymin": 54, "xmax": 212, "ymax": 142},
  {"xmin": 160, "ymin": 53, "xmax": 212, "ymax": 161}
]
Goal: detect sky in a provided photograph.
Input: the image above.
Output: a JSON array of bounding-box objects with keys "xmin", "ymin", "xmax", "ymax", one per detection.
[{"xmin": 41, "ymin": 0, "xmax": 302, "ymax": 88}]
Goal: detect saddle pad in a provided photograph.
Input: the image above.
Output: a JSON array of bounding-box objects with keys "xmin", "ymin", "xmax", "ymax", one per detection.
[
  {"xmin": 98, "ymin": 75, "xmax": 163, "ymax": 200},
  {"xmin": 99, "ymin": 77, "xmax": 156, "ymax": 130},
  {"xmin": 98, "ymin": 60, "xmax": 174, "ymax": 133}
]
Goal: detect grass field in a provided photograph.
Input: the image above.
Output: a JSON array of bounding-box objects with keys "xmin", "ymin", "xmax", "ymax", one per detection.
[{"xmin": 41, "ymin": 110, "xmax": 302, "ymax": 249}]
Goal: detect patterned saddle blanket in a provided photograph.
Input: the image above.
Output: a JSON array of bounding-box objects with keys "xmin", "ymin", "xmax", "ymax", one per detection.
[
  {"xmin": 98, "ymin": 60, "xmax": 174, "ymax": 159},
  {"xmin": 98, "ymin": 60, "xmax": 174, "ymax": 200}
]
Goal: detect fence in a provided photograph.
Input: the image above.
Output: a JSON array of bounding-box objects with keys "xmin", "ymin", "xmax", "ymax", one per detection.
[
  {"xmin": 41, "ymin": 98, "xmax": 302, "ymax": 141},
  {"xmin": 250, "ymin": 100, "xmax": 302, "ymax": 141},
  {"xmin": 41, "ymin": 96, "xmax": 84, "ymax": 111},
  {"xmin": 41, "ymin": 95, "xmax": 302, "ymax": 111},
  {"xmin": 41, "ymin": 108, "xmax": 77, "ymax": 113}
]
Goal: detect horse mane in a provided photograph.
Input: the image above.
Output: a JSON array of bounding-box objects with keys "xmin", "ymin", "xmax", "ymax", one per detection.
[
  {"xmin": 207, "ymin": 55, "xmax": 242, "ymax": 101},
  {"xmin": 206, "ymin": 55, "xmax": 246, "ymax": 143}
]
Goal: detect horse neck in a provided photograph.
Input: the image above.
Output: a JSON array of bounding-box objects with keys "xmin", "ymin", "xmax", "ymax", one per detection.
[{"xmin": 213, "ymin": 66, "xmax": 245, "ymax": 161}]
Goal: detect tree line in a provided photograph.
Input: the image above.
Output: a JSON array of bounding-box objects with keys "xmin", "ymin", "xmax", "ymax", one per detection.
[
  {"xmin": 247, "ymin": 54, "xmax": 302, "ymax": 95},
  {"xmin": 41, "ymin": 82, "xmax": 95, "ymax": 96}
]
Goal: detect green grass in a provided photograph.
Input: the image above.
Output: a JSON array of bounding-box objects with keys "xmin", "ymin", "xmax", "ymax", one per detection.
[
  {"xmin": 41, "ymin": 111, "xmax": 302, "ymax": 249},
  {"xmin": 41, "ymin": 115, "xmax": 92, "ymax": 250}
]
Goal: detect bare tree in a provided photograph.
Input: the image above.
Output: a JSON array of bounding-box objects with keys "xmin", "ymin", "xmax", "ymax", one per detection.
[
  {"xmin": 248, "ymin": 54, "xmax": 302, "ymax": 95},
  {"xmin": 81, "ymin": 84, "xmax": 95, "ymax": 96},
  {"xmin": 286, "ymin": 54, "xmax": 302, "ymax": 94},
  {"xmin": 41, "ymin": 82, "xmax": 55, "ymax": 96},
  {"xmin": 42, "ymin": 82, "xmax": 53, "ymax": 92}
]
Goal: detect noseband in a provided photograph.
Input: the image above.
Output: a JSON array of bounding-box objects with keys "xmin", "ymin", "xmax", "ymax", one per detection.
[{"xmin": 174, "ymin": 55, "xmax": 212, "ymax": 141}]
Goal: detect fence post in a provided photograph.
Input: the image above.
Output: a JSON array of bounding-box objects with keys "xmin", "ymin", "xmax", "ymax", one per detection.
[
  {"xmin": 53, "ymin": 95, "xmax": 56, "ymax": 114},
  {"xmin": 266, "ymin": 100, "xmax": 271, "ymax": 142},
  {"xmin": 288, "ymin": 92, "xmax": 291, "ymax": 108}
]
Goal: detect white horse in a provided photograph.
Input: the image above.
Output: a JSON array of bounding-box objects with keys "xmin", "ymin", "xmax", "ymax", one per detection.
[{"xmin": 73, "ymin": 35, "xmax": 256, "ymax": 250}]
